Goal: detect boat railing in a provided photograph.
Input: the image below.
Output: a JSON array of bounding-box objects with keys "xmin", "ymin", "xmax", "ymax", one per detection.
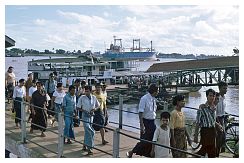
[{"xmin": 6, "ymin": 98, "xmax": 203, "ymax": 158}]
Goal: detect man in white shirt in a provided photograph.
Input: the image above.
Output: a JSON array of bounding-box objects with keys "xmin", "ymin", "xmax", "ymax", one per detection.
[
  {"xmin": 12, "ymin": 79, "xmax": 26, "ymax": 128},
  {"xmin": 126, "ymin": 84, "xmax": 159, "ymax": 158},
  {"xmin": 216, "ymin": 81, "xmax": 228, "ymax": 152},
  {"xmin": 77, "ymin": 85, "xmax": 100, "ymax": 155}
]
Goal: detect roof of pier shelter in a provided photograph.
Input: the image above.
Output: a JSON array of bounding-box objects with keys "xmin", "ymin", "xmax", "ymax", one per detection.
[
  {"xmin": 146, "ymin": 56, "xmax": 239, "ymax": 73},
  {"xmin": 5, "ymin": 35, "xmax": 15, "ymax": 48}
]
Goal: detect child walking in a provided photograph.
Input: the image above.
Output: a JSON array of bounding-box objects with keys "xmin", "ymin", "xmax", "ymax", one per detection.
[{"xmin": 151, "ymin": 112, "xmax": 171, "ymax": 158}]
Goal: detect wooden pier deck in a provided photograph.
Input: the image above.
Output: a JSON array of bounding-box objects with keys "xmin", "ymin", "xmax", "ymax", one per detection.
[{"xmin": 5, "ymin": 101, "xmax": 234, "ymax": 158}]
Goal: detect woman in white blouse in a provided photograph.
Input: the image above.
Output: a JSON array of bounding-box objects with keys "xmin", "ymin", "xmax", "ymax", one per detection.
[
  {"xmin": 50, "ymin": 82, "xmax": 66, "ymax": 126},
  {"xmin": 12, "ymin": 79, "xmax": 26, "ymax": 128}
]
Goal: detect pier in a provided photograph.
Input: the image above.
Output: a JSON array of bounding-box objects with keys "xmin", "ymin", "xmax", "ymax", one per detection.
[
  {"xmin": 5, "ymin": 98, "xmax": 236, "ymax": 158},
  {"xmin": 147, "ymin": 56, "xmax": 239, "ymax": 87}
]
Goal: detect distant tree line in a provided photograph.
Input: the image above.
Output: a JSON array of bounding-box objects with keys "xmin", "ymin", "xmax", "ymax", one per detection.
[
  {"xmin": 5, "ymin": 48, "xmax": 83, "ymax": 56},
  {"xmin": 157, "ymin": 53, "xmax": 224, "ymax": 59},
  {"xmin": 5, "ymin": 48, "xmax": 223, "ymax": 59}
]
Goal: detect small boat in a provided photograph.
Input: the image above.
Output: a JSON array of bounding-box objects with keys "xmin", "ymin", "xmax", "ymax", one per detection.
[{"xmin": 178, "ymin": 86, "xmax": 202, "ymax": 92}]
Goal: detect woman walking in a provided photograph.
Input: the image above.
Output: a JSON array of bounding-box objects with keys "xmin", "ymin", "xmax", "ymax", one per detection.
[
  {"xmin": 50, "ymin": 82, "xmax": 66, "ymax": 126},
  {"xmin": 63, "ymin": 85, "xmax": 76, "ymax": 144},
  {"xmin": 170, "ymin": 95, "xmax": 192, "ymax": 158},
  {"xmin": 30, "ymin": 82, "xmax": 48, "ymax": 137}
]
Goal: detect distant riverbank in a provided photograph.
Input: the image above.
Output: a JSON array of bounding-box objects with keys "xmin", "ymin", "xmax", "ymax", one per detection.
[{"xmin": 6, "ymin": 53, "xmax": 225, "ymax": 60}]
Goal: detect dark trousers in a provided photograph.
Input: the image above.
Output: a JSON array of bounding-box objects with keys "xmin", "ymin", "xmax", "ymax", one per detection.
[
  {"xmin": 47, "ymin": 93, "xmax": 54, "ymax": 116},
  {"xmin": 14, "ymin": 97, "xmax": 23, "ymax": 124},
  {"xmin": 216, "ymin": 116, "xmax": 226, "ymax": 154},
  {"xmin": 196, "ymin": 127, "xmax": 217, "ymax": 158},
  {"xmin": 132, "ymin": 118, "xmax": 156, "ymax": 157}
]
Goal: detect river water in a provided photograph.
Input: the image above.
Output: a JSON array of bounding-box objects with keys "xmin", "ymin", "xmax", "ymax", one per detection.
[{"xmin": 5, "ymin": 56, "xmax": 239, "ymax": 133}]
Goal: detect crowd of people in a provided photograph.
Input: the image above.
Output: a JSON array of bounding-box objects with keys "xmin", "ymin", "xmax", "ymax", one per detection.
[
  {"xmin": 5, "ymin": 67, "xmax": 109, "ymax": 155},
  {"xmin": 6, "ymin": 66, "xmax": 229, "ymax": 158},
  {"xmin": 126, "ymin": 82, "xmax": 229, "ymax": 158}
]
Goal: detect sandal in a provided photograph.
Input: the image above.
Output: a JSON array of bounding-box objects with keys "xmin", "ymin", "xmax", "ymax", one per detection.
[
  {"xmin": 67, "ymin": 140, "xmax": 72, "ymax": 144},
  {"xmin": 102, "ymin": 140, "xmax": 109, "ymax": 145},
  {"xmin": 126, "ymin": 151, "xmax": 133, "ymax": 158},
  {"xmin": 41, "ymin": 132, "xmax": 46, "ymax": 137},
  {"xmin": 87, "ymin": 150, "xmax": 93, "ymax": 155},
  {"xmin": 82, "ymin": 146, "xmax": 88, "ymax": 151}
]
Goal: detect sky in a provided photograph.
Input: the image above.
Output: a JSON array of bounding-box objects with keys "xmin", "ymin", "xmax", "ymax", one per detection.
[{"xmin": 5, "ymin": 5, "xmax": 239, "ymax": 56}]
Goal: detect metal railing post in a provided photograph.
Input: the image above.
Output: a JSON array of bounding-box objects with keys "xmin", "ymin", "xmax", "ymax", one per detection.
[
  {"xmin": 21, "ymin": 101, "xmax": 26, "ymax": 143},
  {"xmin": 119, "ymin": 95, "xmax": 123, "ymax": 129},
  {"xmin": 113, "ymin": 128, "xmax": 120, "ymax": 158},
  {"xmin": 57, "ymin": 112, "xmax": 64, "ymax": 157}
]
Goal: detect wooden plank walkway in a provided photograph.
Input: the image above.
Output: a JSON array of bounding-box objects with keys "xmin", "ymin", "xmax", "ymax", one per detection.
[{"xmin": 5, "ymin": 101, "xmax": 233, "ymax": 158}]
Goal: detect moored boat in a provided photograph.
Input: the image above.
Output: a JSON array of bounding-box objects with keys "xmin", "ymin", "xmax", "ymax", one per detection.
[{"xmin": 102, "ymin": 36, "xmax": 157, "ymax": 61}]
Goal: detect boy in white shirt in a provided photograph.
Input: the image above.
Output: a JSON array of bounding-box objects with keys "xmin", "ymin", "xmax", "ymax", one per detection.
[{"xmin": 151, "ymin": 112, "xmax": 171, "ymax": 158}]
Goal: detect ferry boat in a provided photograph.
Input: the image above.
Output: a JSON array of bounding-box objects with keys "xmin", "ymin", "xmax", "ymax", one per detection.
[
  {"xmin": 27, "ymin": 53, "xmax": 140, "ymax": 86},
  {"xmin": 102, "ymin": 36, "xmax": 158, "ymax": 61}
]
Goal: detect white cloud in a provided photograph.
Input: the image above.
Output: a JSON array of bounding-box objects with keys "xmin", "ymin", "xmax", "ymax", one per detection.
[
  {"xmin": 34, "ymin": 19, "xmax": 47, "ymax": 26},
  {"xmin": 103, "ymin": 12, "xmax": 110, "ymax": 17},
  {"xmin": 5, "ymin": 5, "xmax": 239, "ymax": 56}
]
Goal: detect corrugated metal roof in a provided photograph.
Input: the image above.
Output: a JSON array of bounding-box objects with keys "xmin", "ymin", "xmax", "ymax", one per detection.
[
  {"xmin": 146, "ymin": 56, "xmax": 239, "ymax": 73},
  {"xmin": 5, "ymin": 35, "xmax": 15, "ymax": 48}
]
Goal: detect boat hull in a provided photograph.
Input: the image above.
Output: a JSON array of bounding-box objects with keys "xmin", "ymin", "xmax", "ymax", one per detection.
[{"xmin": 103, "ymin": 51, "xmax": 157, "ymax": 61}]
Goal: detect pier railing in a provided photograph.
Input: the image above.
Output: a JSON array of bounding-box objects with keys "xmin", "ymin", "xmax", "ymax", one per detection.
[{"xmin": 6, "ymin": 98, "xmax": 226, "ymax": 158}]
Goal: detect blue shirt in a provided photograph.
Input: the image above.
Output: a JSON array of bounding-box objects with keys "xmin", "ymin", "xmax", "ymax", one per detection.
[
  {"xmin": 44, "ymin": 79, "xmax": 57, "ymax": 94},
  {"xmin": 196, "ymin": 104, "xmax": 216, "ymax": 128},
  {"xmin": 63, "ymin": 93, "xmax": 76, "ymax": 112}
]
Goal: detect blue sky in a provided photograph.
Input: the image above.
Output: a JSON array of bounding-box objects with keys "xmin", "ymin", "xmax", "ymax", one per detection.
[{"xmin": 5, "ymin": 5, "xmax": 239, "ymax": 56}]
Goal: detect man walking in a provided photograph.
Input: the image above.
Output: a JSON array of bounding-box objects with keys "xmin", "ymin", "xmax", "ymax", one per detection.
[{"xmin": 126, "ymin": 84, "xmax": 159, "ymax": 158}]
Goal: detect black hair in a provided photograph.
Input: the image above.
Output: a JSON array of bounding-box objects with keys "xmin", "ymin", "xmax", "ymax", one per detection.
[
  {"xmin": 95, "ymin": 82, "xmax": 102, "ymax": 87},
  {"xmin": 36, "ymin": 81, "xmax": 43, "ymax": 86},
  {"xmin": 57, "ymin": 82, "xmax": 63, "ymax": 88},
  {"xmin": 81, "ymin": 80, "xmax": 86, "ymax": 85},
  {"xmin": 75, "ymin": 79, "xmax": 81, "ymax": 83},
  {"xmin": 68, "ymin": 85, "xmax": 75, "ymax": 91},
  {"xmin": 32, "ymin": 79, "xmax": 37, "ymax": 83},
  {"xmin": 84, "ymin": 85, "xmax": 92, "ymax": 91},
  {"xmin": 49, "ymin": 73, "xmax": 54, "ymax": 77},
  {"xmin": 148, "ymin": 84, "xmax": 159, "ymax": 94},
  {"xmin": 206, "ymin": 88, "xmax": 216, "ymax": 96},
  {"xmin": 160, "ymin": 111, "xmax": 170, "ymax": 120},
  {"xmin": 8, "ymin": 66, "xmax": 13, "ymax": 69},
  {"xmin": 53, "ymin": 71, "xmax": 57, "ymax": 76},
  {"xmin": 28, "ymin": 73, "xmax": 33, "ymax": 77},
  {"xmin": 19, "ymin": 78, "xmax": 25, "ymax": 83},
  {"xmin": 218, "ymin": 81, "xmax": 228, "ymax": 88},
  {"xmin": 172, "ymin": 95, "xmax": 185, "ymax": 106}
]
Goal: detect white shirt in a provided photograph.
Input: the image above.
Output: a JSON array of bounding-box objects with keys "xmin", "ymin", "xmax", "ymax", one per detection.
[
  {"xmin": 138, "ymin": 93, "xmax": 157, "ymax": 120},
  {"xmin": 77, "ymin": 94, "xmax": 100, "ymax": 112},
  {"xmin": 28, "ymin": 86, "xmax": 37, "ymax": 97},
  {"xmin": 13, "ymin": 86, "xmax": 26, "ymax": 98},
  {"xmin": 152, "ymin": 126, "xmax": 170, "ymax": 158},
  {"xmin": 53, "ymin": 90, "xmax": 66, "ymax": 104},
  {"xmin": 216, "ymin": 95, "xmax": 226, "ymax": 117}
]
